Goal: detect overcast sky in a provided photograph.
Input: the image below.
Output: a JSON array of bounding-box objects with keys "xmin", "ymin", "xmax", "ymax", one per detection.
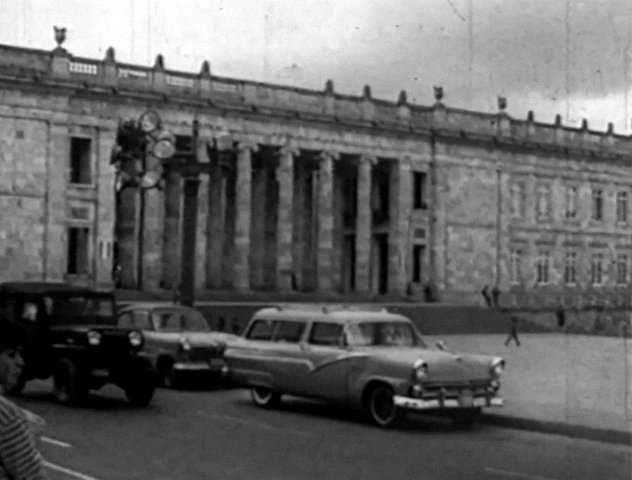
[{"xmin": 2, "ymin": 0, "xmax": 631, "ymax": 133}]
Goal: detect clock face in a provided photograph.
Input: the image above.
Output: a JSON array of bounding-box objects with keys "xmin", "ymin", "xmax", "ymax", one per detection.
[
  {"xmin": 150, "ymin": 129, "xmax": 176, "ymax": 159},
  {"xmin": 139, "ymin": 110, "xmax": 161, "ymax": 133}
]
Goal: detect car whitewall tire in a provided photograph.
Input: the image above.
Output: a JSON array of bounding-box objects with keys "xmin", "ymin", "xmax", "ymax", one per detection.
[
  {"xmin": 368, "ymin": 385, "xmax": 399, "ymax": 428},
  {"xmin": 250, "ymin": 386, "xmax": 281, "ymax": 408}
]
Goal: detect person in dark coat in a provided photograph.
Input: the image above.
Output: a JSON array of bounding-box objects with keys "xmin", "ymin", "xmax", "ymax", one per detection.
[
  {"xmin": 504, "ymin": 316, "xmax": 521, "ymax": 346},
  {"xmin": 481, "ymin": 285, "xmax": 492, "ymax": 308},
  {"xmin": 491, "ymin": 285, "xmax": 501, "ymax": 307}
]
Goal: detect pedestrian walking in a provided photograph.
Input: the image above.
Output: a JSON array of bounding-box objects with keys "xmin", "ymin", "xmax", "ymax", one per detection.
[
  {"xmin": 556, "ymin": 306, "xmax": 566, "ymax": 329},
  {"xmin": 504, "ymin": 316, "xmax": 521, "ymax": 346},
  {"xmin": 481, "ymin": 285, "xmax": 492, "ymax": 308},
  {"xmin": 0, "ymin": 320, "xmax": 48, "ymax": 479}
]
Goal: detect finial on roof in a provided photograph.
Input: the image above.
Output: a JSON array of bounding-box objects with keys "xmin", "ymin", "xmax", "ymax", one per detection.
[
  {"xmin": 54, "ymin": 26, "xmax": 66, "ymax": 49},
  {"xmin": 397, "ymin": 90, "xmax": 407, "ymax": 106},
  {"xmin": 555, "ymin": 114, "xmax": 562, "ymax": 126},
  {"xmin": 433, "ymin": 85, "xmax": 443, "ymax": 103},
  {"xmin": 527, "ymin": 110, "xmax": 534, "ymax": 122},
  {"xmin": 607, "ymin": 122, "xmax": 614, "ymax": 134},
  {"xmin": 154, "ymin": 54, "xmax": 165, "ymax": 70},
  {"xmin": 581, "ymin": 118, "xmax": 588, "ymax": 130},
  {"xmin": 497, "ymin": 96, "xmax": 507, "ymax": 112},
  {"xmin": 325, "ymin": 79, "xmax": 334, "ymax": 95},
  {"xmin": 362, "ymin": 85, "xmax": 372, "ymax": 100},
  {"xmin": 104, "ymin": 47, "xmax": 115, "ymax": 63},
  {"xmin": 200, "ymin": 60, "xmax": 211, "ymax": 77}
]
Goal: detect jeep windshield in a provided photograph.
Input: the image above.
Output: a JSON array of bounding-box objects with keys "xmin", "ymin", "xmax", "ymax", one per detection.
[
  {"xmin": 345, "ymin": 321, "xmax": 425, "ymax": 347},
  {"xmin": 52, "ymin": 295, "xmax": 117, "ymax": 325}
]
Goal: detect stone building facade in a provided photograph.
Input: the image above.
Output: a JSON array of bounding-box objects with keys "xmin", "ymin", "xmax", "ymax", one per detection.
[{"xmin": 1, "ymin": 41, "xmax": 632, "ymax": 305}]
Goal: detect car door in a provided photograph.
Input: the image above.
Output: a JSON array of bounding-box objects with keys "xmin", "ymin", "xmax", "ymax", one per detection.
[{"xmin": 299, "ymin": 322, "xmax": 353, "ymax": 402}]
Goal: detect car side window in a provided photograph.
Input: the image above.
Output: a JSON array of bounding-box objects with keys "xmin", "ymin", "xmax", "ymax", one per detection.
[
  {"xmin": 309, "ymin": 322, "xmax": 344, "ymax": 346},
  {"xmin": 246, "ymin": 319, "xmax": 274, "ymax": 341},
  {"xmin": 273, "ymin": 321, "xmax": 305, "ymax": 343},
  {"xmin": 118, "ymin": 312, "xmax": 133, "ymax": 328},
  {"xmin": 133, "ymin": 311, "xmax": 152, "ymax": 330}
]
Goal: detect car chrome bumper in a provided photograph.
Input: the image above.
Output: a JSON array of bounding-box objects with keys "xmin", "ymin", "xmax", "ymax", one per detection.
[
  {"xmin": 173, "ymin": 360, "xmax": 227, "ymax": 375},
  {"xmin": 394, "ymin": 395, "xmax": 504, "ymax": 410}
]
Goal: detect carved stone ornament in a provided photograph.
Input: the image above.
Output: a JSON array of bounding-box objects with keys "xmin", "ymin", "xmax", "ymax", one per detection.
[
  {"xmin": 54, "ymin": 26, "xmax": 66, "ymax": 48},
  {"xmin": 498, "ymin": 96, "xmax": 507, "ymax": 111},
  {"xmin": 433, "ymin": 85, "xmax": 443, "ymax": 102}
]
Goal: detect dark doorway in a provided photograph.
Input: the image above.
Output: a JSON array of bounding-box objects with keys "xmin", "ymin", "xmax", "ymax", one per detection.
[
  {"xmin": 342, "ymin": 234, "xmax": 356, "ymax": 292},
  {"xmin": 374, "ymin": 234, "xmax": 388, "ymax": 294}
]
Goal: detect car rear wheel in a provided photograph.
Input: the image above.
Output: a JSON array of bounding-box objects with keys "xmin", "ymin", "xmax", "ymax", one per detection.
[
  {"xmin": 53, "ymin": 359, "xmax": 87, "ymax": 406},
  {"xmin": 368, "ymin": 385, "xmax": 399, "ymax": 427},
  {"xmin": 250, "ymin": 386, "xmax": 281, "ymax": 408},
  {"xmin": 451, "ymin": 408, "xmax": 481, "ymax": 427}
]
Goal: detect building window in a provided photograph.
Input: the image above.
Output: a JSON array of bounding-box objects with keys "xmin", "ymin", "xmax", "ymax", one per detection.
[
  {"xmin": 413, "ymin": 171, "xmax": 427, "ymax": 209},
  {"xmin": 536, "ymin": 184, "xmax": 551, "ymax": 219},
  {"xmin": 70, "ymin": 137, "xmax": 92, "ymax": 184},
  {"xmin": 564, "ymin": 186, "xmax": 578, "ymax": 219},
  {"xmin": 510, "ymin": 182, "xmax": 525, "ymax": 218},
  {"xmin": 616, "ymin": 191, "xmax": 628, "ymax": 223},
  {"xmin": 343, "ymin": 176, "xmax": 358, "ymax": 227},
  {"xmin": 536, "ymin": 250, "xmax": 550, "ymax": 285},
  {"xmin": 590, "ymin": 253, "xmax": 604, "ymax": 285},
  {"xmin": 67, "ymin": 227, "xmax": 90, "ymax": 275},
  {"xmin": 617, "ymin": 253, "xmax": 628, "ymax": 284},
  {"xmin": 591, "ymin": 188, "xmax": 603, "ymax": 221},
  {"xmin": 564, "ymin": 251, "xmax": 577, "ymax": 285},
  {"xmin": 412, "ymin": 245, "xmax": 425, "ymax": 283},
  {"xmin": 509, "ymin": 249, "xmax": 522, "ymax": 285}
]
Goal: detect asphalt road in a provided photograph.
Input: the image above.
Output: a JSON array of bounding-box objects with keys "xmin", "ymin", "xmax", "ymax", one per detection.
[{"xmin": 14, "ymin": 381, "xmax": 632, "ymax": 480}]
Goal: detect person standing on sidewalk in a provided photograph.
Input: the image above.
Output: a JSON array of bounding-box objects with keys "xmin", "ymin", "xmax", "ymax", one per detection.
[
  {"xmin": 0, "ymin": 320, "xmax": 48, "ymax": 479},
  {"xmin": 504, "ymin": 316, "xmax": 521, "ymax": 346},
  {"xmin": 481, "ymin": 285, "xmax": 492, "ymax": 308}
]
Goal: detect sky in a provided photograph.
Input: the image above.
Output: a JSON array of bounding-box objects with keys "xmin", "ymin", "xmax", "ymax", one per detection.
[{"xmin": 1, "ymin": 0, "xmax": 631, "ymax": 133}]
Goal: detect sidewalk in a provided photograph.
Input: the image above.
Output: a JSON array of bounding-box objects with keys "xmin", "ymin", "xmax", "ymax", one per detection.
[{"xmin": 424, "ymin": 333, "xmax": 632, "ymax": 445}]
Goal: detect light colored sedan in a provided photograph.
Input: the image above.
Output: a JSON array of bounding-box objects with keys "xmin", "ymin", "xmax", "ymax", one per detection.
[
  {"xmin": 118, "ymin": 304, "xmax": 237, "ymax": 388},
  {"xmin": 224, "ymin": 305, "xmax": 505, "ymax": 427}
]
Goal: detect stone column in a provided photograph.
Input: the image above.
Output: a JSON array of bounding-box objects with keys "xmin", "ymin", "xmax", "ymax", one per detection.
[
  {"xmin": 276, "ymin": 146, "xmax": 298, "ymax": 291},
  {"xmin": 317, "ymin": 150, "xmax": 338, "ymax": 292},
  {"xmin": 46, "ymin": 122, "xmax": 69, "ymax": 281},
  {"xmin": 95, "ymin": 126, "xmax": 117, "ymax": 289},
  {"xmin": 206, "ymin": 146, "xmax": 228, "ymax": 289},
  {"xmin": 233, "ymin": 141, "xmax": 256, "ymax": 291},
  {"xmin": 162, "ymin": 166, "xmax": 181, "ymax": 290},
  {"xmin": 355, "ymin": 155, "xmax": 374, "ymax": 294},
  {"xmin": 388, "ymin": 157, "xmax": 412, "ymax": 295}
]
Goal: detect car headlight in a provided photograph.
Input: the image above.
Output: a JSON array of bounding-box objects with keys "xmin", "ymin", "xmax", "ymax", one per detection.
[
  {"xmin": 413, "ymin": 359, "xmax": 428, "ymax": 382},
  {"xmin": 180, "ymin": 337, "xmax": 192, "ymax": 352},
  {"xmin": 87, "ymin": 330, "xmax": 101, "ymax": 346},
  {"xmin": 128, "ymin": 330, "xmax": 143, "ymax": 347},
  {"xmin": 490, "ymin": 358, "xmax": 505, "ymax": 379}
]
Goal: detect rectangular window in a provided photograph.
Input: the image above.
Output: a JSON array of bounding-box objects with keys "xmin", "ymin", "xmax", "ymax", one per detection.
[
  {"xmin": 564, "ymin": 186, "xmax": 578, "ymax": 219},
  {"xmin": 536, "ymin": 184, "xmax": 551, "ymax": 219},
  {"xmin": 617, "ymin": 191, "xmax": 628, "ymax": 223},
  {"xmin": 309, "ymin": 322, "xmax": 344, "ymax": 346},
  {"xmin": 510, "ymin": 182, "xmax": 525, "ymax": 218},
  {"xmin": 591, "ymin": 188, "xmax": 603, "ymax": 221},
  {"xmin": 273, "ymin": 321, "xmax": 305, "ymax": 343},
  {"xmin": 70, "ymin": 137, "xmax": 92, "ymax": 184},
  {"xmin": 509, "ymin": 249, "xmax": 522, "ymax": 285},
  {"xmin": 412, "ymin": 245, "xmax": 424, "ymax": 283},
  {"xmin": 66, "ymin": 227, "xmax": 90, "ymax": 275},
  {"xmin": 617, "ymin": 253, "xmax": 628, "ymax": 284},
  {"xmin": 536, "ymin": 250, "xmax": 550, "ymax": 285},
  {"xmin": 413, "ymin": 171, "xmax": 427, "ymax": 209},
  {"xmin": 564, "ymin": 251, "xmax": 577, "ymax": 285},
  {"xmin": 591, "ymin": 253, "xmax": 604, "ymax": 285}
]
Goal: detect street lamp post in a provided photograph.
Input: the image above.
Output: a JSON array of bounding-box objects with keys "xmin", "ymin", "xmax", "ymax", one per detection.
[{"xmin": 113, "ymin": 111, "xmax": 220, "ymax": 306}]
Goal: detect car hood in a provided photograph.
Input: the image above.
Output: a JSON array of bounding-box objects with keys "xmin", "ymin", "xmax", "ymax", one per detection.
[
  {"xmin": 145, "ymin": 331, "xmax": 227, "ymax": 347},
  {"xmin": 354, "ymin": 346, "xmax": 498, "ymax": 382}
]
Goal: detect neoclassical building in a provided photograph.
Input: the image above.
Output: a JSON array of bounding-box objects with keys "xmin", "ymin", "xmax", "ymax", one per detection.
[{"xmin": 1, "ymin": 40, "xmax": 632, "ymax": 305}]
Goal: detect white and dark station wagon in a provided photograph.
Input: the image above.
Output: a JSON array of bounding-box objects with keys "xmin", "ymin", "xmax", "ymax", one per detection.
[{"xmin": 224, "ymin": 304, "xmax": 505, "ymax": 427}]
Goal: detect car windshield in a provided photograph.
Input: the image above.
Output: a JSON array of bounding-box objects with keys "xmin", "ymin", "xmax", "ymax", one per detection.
[
  {"xmin": 52, "ymin": 296, "xmax": 116, "ymax": 325},
  {"xmin": 151, "ymin": 309, "xmax": 210, "ymax": 332},
  {"xmin": 345, "ymin": 321, "xmax": 421, "ymax": 347}
]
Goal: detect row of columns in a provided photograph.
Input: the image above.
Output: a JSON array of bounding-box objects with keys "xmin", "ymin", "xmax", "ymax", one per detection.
[{"xmin": 224, "ymin": 143, "xmax": 411, "ymax": 294}]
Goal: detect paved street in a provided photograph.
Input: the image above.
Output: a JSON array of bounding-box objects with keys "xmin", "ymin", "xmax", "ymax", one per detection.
[{"xmin": 14, "ymin": 380, "xmax": 632, "ymax": 480}]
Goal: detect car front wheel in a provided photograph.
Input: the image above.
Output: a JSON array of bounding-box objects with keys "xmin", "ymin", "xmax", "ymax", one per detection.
[
  {"xmin": 368, "ymin": 385, "xmax": 399, "ymax": 427},
  {"xmin": 53, "ymin": 359, "xmax": 87, "ymax": 406},
  {"xmin": 250, "ymin": 386, "xmax": 281, "ymax": 408}
]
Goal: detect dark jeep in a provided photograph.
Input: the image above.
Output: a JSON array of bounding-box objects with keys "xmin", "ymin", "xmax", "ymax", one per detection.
[{"xmin": 0, "ymin": 282, "xmax": 156, "ymax": 406}]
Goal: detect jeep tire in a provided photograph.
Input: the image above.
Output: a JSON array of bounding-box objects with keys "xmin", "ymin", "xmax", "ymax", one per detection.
[{"xmin": 53, "ymin": 358, "xmax": 87, "ymax": 406}]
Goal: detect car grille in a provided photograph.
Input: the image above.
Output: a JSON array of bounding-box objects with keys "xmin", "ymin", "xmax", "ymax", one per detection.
[
  {"xmin": 187, "ymin": 346, "xmax": 222, "ymax": 362},
  {"xmin": 420, "ymin": 379, "xmax": 492, "ymax": 399}
]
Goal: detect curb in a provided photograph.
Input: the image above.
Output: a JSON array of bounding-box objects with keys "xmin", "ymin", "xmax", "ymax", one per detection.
[{"xmin": 481, "ymin": 413, "xmax": 632, "ymax": 446}]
